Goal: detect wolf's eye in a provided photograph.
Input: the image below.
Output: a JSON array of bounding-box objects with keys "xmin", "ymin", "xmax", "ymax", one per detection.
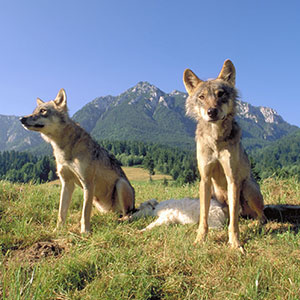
[
  {"xmin": 199, "ymin": 95, "xmax": 205, "ymax": 100},
  {"xmin": 217, "ymin": 90, "xmax": 224, "ymax": 98},
  {"xmin": 40, "ymin": 109, "xmax": 47, "ymax": 115}
]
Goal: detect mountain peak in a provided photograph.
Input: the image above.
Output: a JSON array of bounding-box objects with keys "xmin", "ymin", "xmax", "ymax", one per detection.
[
  {"xmin": 169, "ymin": 90, "xmax": 187, "ymax": 97},
  {"xmin": 259, "ymin": 106, "xmax": 283, "ymax": 124},
  {"xmin": 130, "ymin": 81, "xmax": 163, "ymax": 96},
  {"xmin": 237, "ymin": 100, "xmax": 284, "ymax": 125},
  {"xmin": 0, "ymin": 82, "xmax": 297, "ymax": 152}
]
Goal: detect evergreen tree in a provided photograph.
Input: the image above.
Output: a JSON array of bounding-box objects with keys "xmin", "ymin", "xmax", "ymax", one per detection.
[{"xmin": 143, "ymin": 154, "xmax": 155, "ymax": 177}]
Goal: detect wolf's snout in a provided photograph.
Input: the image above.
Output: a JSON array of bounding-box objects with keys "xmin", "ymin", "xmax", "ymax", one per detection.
[
  {"xmin": 20, "ymin": 117, "xmax": 27, "ymax": 125},
  {"xmin": 207, "ymin": 108, "xmax": 218, "ymax": 119}
]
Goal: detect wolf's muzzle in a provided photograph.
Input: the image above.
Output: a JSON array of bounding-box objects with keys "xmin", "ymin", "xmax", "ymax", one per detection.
[
  {"xmin": 19, "ymin": 116, "xmax": 44, "ymax": 129},
  {"xmin": 20, "ymin": 117, "xmax": 27, "ymax": 125},
  {"xmin": 207, "ymin": 108, "xmax": 218, "ymax": 119}
]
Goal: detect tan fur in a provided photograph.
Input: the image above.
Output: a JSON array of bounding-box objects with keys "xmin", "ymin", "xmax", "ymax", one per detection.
[
  {"xmin": 183, "ymin": 60, "xmax": 264, "ymax": 251},
  {"xmin": 20, "ymin": 89, "xmax": 135, "ymax": 233}
]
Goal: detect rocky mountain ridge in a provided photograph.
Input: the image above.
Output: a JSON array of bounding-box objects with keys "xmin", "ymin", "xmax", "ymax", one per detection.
[
  {"xmin": 0, "ymin": 81, "xmax": 297, "ymax": 152},
  {"xmin": 237, "ymin": 101, "xmax": 284, "ymax": 124}
]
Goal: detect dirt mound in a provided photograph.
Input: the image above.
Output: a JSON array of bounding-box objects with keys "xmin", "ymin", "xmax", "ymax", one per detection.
[{"xmin": 7, "ymin": 241, "xmax": 65, "ymax": 265}]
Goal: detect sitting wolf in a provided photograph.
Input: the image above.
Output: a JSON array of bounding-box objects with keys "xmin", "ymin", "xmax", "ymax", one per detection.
[{"xmin": 20, "ymin": 89, "xmax": 135, "ymax": 233}]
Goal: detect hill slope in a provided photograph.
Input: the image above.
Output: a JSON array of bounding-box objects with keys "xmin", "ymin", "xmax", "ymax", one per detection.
[
  {"xmin": 251, "ymin": 129, "xmax": 300, "ymax": 178},
  {"xmin": 73, "ymin": 81, "xmax": 297, "ymax": 150},
  {"xmin": 0, "ymin": 115, "xmax": 43, "ymax": 151}
]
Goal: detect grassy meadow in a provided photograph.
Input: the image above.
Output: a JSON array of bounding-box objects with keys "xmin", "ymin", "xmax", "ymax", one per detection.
[{"xmin": 1, "ymin": 167, "xmax": 300, "ymax": 299}]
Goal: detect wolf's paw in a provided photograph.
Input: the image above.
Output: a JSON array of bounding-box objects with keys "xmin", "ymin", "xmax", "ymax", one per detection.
[
  {"xmin": 193, "ymin": 226, "xmax": 208, "ymax": 245},
  {"xmin": 53, "ymin": 223, "xmax": 64, "ymax": 233},
  {"xmin": 193, "ymin": 233, "xmax": 207, "ymax": 245},
  {"xmin": 259, "ymin": 213, "xmax": 267, "ymax": 225},
  {"xmin": 237, "ymin": 246, "xmax": 245, "ymax": 254},
  {"xmin": 228, "ymin": 240, "xmax": 245, "ymax": 254},
  {"xmin": 80, "ymin": 224, "xmax": 91, "ymax": 235},
  {"xmin": 80, "ymin": 230, "xmax": 91, "ymax": 238},
  {"xmin": 118, "ymin": 215, "xmax": 130, "ymax": 222}
]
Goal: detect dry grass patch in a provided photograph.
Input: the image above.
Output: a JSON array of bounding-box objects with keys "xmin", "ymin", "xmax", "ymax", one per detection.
[
  {"xmin": 262, "ymin": 177, "xmax": 300, "ymax": 205},
  {"xmin": 122, "ymin": 166, "xmax": 172, "ymax": 182}
]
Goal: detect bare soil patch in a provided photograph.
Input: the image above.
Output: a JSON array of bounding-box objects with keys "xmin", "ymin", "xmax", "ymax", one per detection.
[{"xmin": 5, "ymin": 240, "xmax": 65, "ymax": 265}]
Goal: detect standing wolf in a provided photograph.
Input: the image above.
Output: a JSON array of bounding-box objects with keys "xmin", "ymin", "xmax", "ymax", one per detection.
[
  {"xmin": 183, "ymin": 60, "xmax": 264, "ymax": 251},
  {"xmin": 20, "ymin": 89, "xmax": 135, "ymax": 233}
]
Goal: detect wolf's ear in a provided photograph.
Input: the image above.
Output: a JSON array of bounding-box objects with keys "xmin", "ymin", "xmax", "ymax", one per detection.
[
  {"xmin": 183, "ymin": 69, "xmax": 202, "ymax": 95},
  {"xmin": 36, "ymin": 98, "xmax": 44, "ymax": 106},
  {"xmin": 54, "ymin": 88, "xmax": 67, "ymax": 110},
  {"xmin": 218, "ymin": 59, "xmax": 236, "ymax": 86}
]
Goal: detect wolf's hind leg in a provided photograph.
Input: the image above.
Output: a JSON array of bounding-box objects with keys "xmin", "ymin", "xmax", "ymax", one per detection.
[
  {"xmin": 115, "ymin": 178, "xmax": 135, "ymax": 217},
  {"xmin": 242, "ymin": 178, "xmax": 265, "ymax": 221},
  {"xmin": 141, "ymin": 216, "xmax": 170, "ymax": 232}
]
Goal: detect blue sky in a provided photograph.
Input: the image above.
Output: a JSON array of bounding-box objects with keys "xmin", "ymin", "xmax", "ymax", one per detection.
[{"xmin": 1, "ymin": 1, "xmax": 300, "ymax": 126}]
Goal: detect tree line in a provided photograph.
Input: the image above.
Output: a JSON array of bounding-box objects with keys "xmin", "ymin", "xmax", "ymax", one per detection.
[
  {"xmin": 0, "ymin": 151, "xmax": 57, "ymax": 183},
  {"xmin": 2, "ymin": 134, "xmax": 299, "ymax": 185},
  {"xmin": 99, "ymin": 140, "xmax": 199, "ymax": 184},
  {"xmin": 0, "ymin": 141, "xmax": 199, "ymax": 185},
  {"xmin": 250, "ymin": 129, "xmax": 300, "ymax": 180}
]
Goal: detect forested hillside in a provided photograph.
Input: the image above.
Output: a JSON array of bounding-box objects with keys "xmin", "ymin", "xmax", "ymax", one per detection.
[
  {"xmin": 251, "ymin": 129, "xmax": 300, "ymax": 179},
  {"xmin": 73, "ymin": 82, "xmax": 297, "ymax": 151},
  {"xmin": 0, "ymin": 141, "xmax": 198, "ymax": 185},
  {"xmin": 0, "ymin": 151, "xmax": 57, "ymax": 183},
  {"xmin": 99, "ymin": 140, "xmax": 198, "ymax": 184},
  {"xmin": 2, "ymin": 127, "xmax": 300, "ymax": 185}
]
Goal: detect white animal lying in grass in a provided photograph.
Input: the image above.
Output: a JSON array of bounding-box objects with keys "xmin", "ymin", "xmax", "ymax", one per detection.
[{"xmin": 131, "ymin": 198, "xmax": 228, "ymax": 231}]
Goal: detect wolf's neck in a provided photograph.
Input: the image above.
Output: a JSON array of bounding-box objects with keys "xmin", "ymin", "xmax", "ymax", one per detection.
[
  {"xmin": 42, "ymin": 120, "xmax": 83, "ymax": 156},
  {"xmin": 212, "ymin": 117, "xmax": 233, "ymax": 141},
  {"xmin": 196, "ymin": 115, "xmax": 240, "ymax": 144}
]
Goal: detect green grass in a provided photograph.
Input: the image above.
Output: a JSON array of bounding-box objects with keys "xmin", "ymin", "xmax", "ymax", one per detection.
[{"xmin": 1, "ymin": 176, "xmax": 300, "ymax": 299}]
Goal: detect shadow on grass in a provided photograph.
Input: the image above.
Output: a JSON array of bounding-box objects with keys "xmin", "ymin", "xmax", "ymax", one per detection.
[
  {"xmin": 264, "ymin": 204, "xmax": 300, "ymax": 225},
  {"xmin": 245, "ymin": 204, "xmax": 300, "ymax": 238}
]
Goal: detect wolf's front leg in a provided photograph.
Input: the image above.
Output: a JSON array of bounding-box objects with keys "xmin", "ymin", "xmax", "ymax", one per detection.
[
  {"xmin": 56, "ymin": 181, "xmax": 75, "ymax": 230},
  {"xmin": 81, "ymin": 183, "xmax": 94, "ymax": 233},
  {"xmin": 227, "ymin": 181, "xmax": 243, "ymax": 253},
  {"xmin": 195, "ymin": 178, "xmax": 211, "ymax": 244}
]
